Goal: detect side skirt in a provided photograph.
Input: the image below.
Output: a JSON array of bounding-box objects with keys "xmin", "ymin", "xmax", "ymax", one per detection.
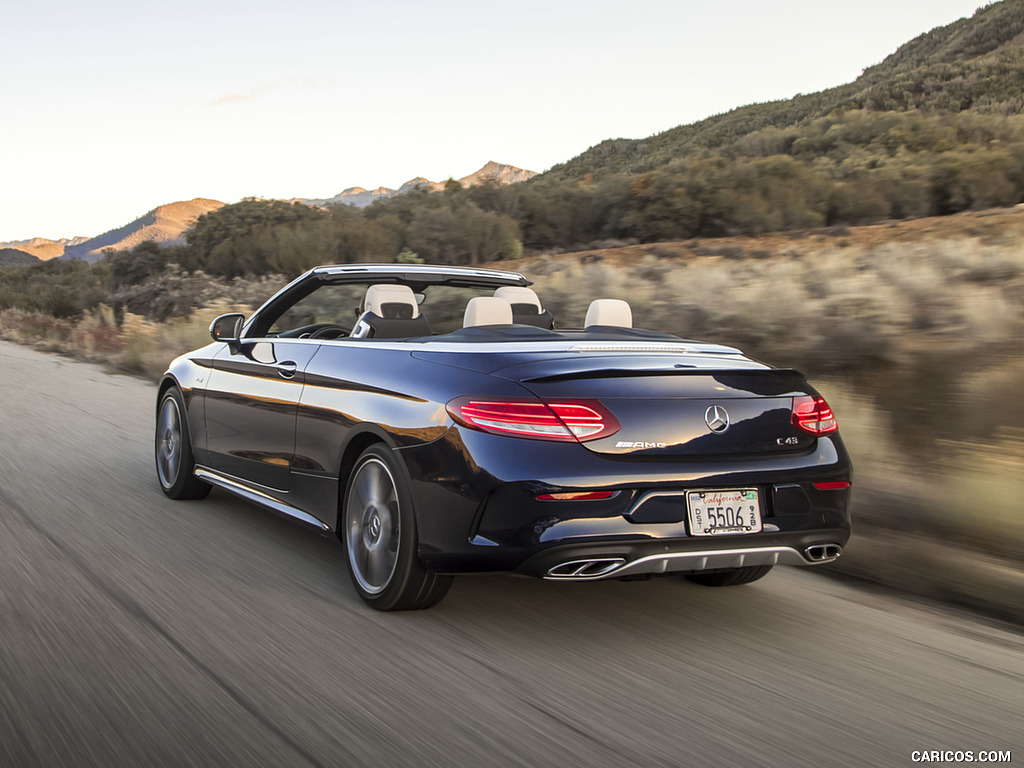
[{"xmin": 194, "ymin": 466, "xmax": 330, "ymax": 532}]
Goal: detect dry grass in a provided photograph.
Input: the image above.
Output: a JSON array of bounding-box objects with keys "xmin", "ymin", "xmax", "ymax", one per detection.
[
  {"xmin": 0, "ymin": 299, "xmax": 253, "ymax": 379},
  {"xmin": 118, "ymin": 299, "xmax": 255, "ymax": 376},
  {"xmin": 514, "ymin": 232, "xmax": 1024, "ymax": 373}
]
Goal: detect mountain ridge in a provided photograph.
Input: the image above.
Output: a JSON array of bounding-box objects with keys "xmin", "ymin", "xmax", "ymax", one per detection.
[
  {"xmin": 303, "ymin": 161, "xmax": 537, "ymax": 208},
  {"xmin": 0, "ymin": 236, "xmax": 90, "ymax": 261},
  {"xmin": 3, "ymin": 161, "xmax": 536, "ymax": 259},
  {"xmin": 59, "ymin": 198, "xmax": 227, "ymax": 263}
]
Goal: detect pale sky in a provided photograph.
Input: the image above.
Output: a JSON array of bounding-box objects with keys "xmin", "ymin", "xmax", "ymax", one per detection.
[{"xmin": 1, "ymin": 0, "xmax": 985, "ymax": 242}]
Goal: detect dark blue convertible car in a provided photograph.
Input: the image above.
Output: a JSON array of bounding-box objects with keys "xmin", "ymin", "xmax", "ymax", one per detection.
[{"xmin": 156, "ymin": 264, "xmax": 852, "ymax": 610}]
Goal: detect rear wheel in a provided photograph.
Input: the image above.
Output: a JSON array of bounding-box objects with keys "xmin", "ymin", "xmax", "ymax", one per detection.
[
  {"xmin": 684, "ymin": 565, "xmax": 773, "ymax": 587},
  {"xmin": 342, "ymin": 445, "xmax": 452, "ymax": 611},
  {"xmin": 155, "ymin": 388, "xmax": 211, "ymax": 500}
]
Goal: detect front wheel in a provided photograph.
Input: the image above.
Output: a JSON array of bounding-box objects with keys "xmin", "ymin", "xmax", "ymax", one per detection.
[
  {"xmin": 683, "ymin": 565, "xmax": 773, "ymax": 587},
  {"xmin": 155, "ymin": 388, "xmax": 211, "ymax": 500},
  {"xmin": 342, "ymin": 445, "xmax": 452, "ymax": 611}
]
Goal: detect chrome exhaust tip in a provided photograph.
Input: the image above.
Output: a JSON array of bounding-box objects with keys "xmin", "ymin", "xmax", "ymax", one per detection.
[
  {"xmin": 805, "ymin": 543, "xmax": 843, "ymax": 562},
  {"xmin": 546, "ymin": 558, "xmax": 626, "ymax": 578}
]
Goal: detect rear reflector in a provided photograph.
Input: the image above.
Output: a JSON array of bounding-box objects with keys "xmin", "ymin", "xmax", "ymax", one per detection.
[
  {"xmin": 813, "ymin": 481, "xmax": 851, "ymax": 491},
  {"xmin": 537, "ymin": 491, "xmax": 616, "ymax": 501},
  {"xmin": 446, "ymin": 398, "xmax": 620, "ymax": 442},
  {"xmin": 792, "ymin": 396, "xmax": 838, "ymax": 435}
]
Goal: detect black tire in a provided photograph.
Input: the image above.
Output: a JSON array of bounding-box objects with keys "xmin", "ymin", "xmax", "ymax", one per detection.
[
  {"xmin": 155, "ymin": 388, "xmax": 211, "ymax": 500},
  {"xmin": 342, "ymin": 445, "xmax": 452, "ymax": 611},
  {"xmin": 684, "ymin": 565, "xmax": 773, "ymax": 587}
]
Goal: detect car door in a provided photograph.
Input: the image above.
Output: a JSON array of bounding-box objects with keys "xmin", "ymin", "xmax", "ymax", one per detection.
[{"xmin": 203, "ymin": 338, "xmax": 321, "ymax": 490}]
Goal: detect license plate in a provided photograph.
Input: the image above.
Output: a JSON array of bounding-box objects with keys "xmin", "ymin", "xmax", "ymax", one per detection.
[{"xmin": 686, "ymin": 489, "xmax": 762, "ymax": 536}]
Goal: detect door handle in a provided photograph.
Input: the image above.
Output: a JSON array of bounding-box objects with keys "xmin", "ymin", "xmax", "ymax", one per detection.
[{"xmin": 277, "ymin": 361, "xmax": 298, "ymax": 379}]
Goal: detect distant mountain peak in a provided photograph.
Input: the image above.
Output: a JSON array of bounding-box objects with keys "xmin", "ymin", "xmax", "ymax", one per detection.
[
  {"xmin": 57, "ymin": 198, "xmax": 225, "ymax": 263},
  {"xmin": 459, "ymin": 161, "xmax": 537, "ymax": 187},
  {"xmin": 307, "ymin": 162, "xmax": 537, "ymax": 209}
]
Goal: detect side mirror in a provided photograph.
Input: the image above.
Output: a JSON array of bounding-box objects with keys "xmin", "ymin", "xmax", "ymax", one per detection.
[{"xmin": 210, "ymin": 313, "xmax": 245, "ymax": 349}]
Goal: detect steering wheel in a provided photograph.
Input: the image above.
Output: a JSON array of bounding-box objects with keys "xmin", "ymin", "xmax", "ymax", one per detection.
[
  {"xmin": 308, "ymin": 325, "xmax": 349, "ymax": 340},
  {"xmin": 278, "ymin": 323, "xmax": 347, "ymax": 339}
]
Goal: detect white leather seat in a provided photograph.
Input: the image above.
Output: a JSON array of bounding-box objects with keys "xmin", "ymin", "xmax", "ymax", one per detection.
[
  {"xmin": 351, "ymin": 284, "xmax": 430, "ymax": 338},
  {"xmin": 363, "ymin": 284, "xmax": 421, "ymax": 319},
  {"xmin": 493, "ymin": 287, "xmax": 555, "ymax": 329},
  {"xmin": 584, "ymin": 299, "xmax": 632, "ymax": 329},
  {"xmin": 464, "ymin": 297, "xmax": 514, "ymax": 327},
  {"xmin": 494, "ymin": 286, "xmax": 542, "ymax": 311}
]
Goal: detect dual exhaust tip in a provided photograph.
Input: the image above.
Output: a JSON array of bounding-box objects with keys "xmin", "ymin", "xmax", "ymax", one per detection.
[
  {"xmin": 547, "ymin": 558, "xmax": 626, "ymax": 578},
  {"xmin": 805, "ymin": 543, "xmax": 843, "ymax": 562}
]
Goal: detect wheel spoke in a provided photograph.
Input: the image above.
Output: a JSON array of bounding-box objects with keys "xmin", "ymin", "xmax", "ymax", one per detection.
[
  {"xmin": 365, "ymin": 545, "xmax": 382, "ymax": 586},
  {"xmin": 354, "ymin": 463, "xmax": 379, "ymax": 508},
  {"xmin": 365, "ymin": 462, "xmax": 386, "ymax": 507},
  {"xmin": 356, "ymin": 538, "xmax": 372, "ymax": 583},
  {"xmin": 164, "ymin": 444, "xmax": 180, "ymax": 481},
  {"xmin": 349, "ymin": 474, "xmax": 369, "ymax": 512}
]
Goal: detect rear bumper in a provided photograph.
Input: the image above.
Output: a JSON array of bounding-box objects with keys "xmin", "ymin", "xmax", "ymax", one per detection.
[
  {"xmin": 402, "ymin": 427, "xmax": 853, "ymax": 577},
  {"xmin": 513, "ymin": 529, "xmax": 849, "ymax": 580}
]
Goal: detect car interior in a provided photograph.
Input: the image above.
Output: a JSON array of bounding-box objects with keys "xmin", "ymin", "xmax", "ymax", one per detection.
[{"xmin": 259, "ymin": 279, "xmax": 676, "ymax": 343}]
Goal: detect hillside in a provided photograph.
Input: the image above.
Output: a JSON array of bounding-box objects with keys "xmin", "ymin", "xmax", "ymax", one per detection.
[
  {"xmin": 544, "ymin": 0, "xmax": 1024, "ymax": 180},
  {"xmin": 0, "ymin": 248, "xmax": 41, "ymax": 267},
  {"xmin": 61, "ymin": 198, "xmax": 225, "ymax": 263}
]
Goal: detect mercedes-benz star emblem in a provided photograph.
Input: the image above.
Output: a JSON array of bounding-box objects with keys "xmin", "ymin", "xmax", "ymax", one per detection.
[{"xmin": 705, "ymin": 405, "xmax": 730, "ymax": 434}]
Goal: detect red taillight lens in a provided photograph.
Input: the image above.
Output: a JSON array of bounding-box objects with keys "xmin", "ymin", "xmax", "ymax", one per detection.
[
  {"xmin": 446, "ymin": 398, "xmax": 620, "ymax": 442},
  {"xmin": 792, "ymin": 396, "xmax": 838, "ymax": 435},
  {"xmin": 813, "ymin": 481, "xmax": 851, "ymax": 491}
]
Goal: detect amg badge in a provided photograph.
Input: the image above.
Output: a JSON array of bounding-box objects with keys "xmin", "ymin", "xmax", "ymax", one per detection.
[{"xmin": 616, "ymin": 441, "xmax": 668, "ymax": 448}]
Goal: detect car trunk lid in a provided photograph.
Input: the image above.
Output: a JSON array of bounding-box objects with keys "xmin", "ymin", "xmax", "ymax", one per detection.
[{"xmin": 504, "ymin": 358, "xmax": 817, "ymax": 457}]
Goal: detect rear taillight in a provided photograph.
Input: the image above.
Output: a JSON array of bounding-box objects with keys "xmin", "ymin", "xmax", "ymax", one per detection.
[
  {"xmin": 813, "ymin": 481, "xmax": 850, "ymax": 490},
  {"xmin": 446, "ymin": 398, "xmax": 620, "ymax": 442},
  {"xmin": 792, "ymin": 396, "xmax": 838, "ymax": 435}
]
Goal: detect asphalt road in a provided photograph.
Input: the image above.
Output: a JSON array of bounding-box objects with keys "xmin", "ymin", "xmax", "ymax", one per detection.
[{"xmin": 0, "ymin": 340, "xmax": 1020, "ymax": 768}]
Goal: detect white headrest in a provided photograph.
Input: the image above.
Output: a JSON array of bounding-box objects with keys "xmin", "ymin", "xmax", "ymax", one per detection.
[
  {"xmin": 363, "ymin": 284, "xmax": 419, "ymax": 318},
  {"xmin": 585, "ymin": 299, "xmax": 632, "ymax": 328},
  {"xmin": 494, "ymin": 286, "xmax": 542, "ymax": 311},
  {"xmin": 464, "ymin": 297, "xmax": 513, "ymax": 327}
]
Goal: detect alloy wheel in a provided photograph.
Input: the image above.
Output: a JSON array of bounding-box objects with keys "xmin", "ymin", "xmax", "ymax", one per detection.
[{"xmin": 345, "ymin": 457, "xmax": 400, "ymax": 594}]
